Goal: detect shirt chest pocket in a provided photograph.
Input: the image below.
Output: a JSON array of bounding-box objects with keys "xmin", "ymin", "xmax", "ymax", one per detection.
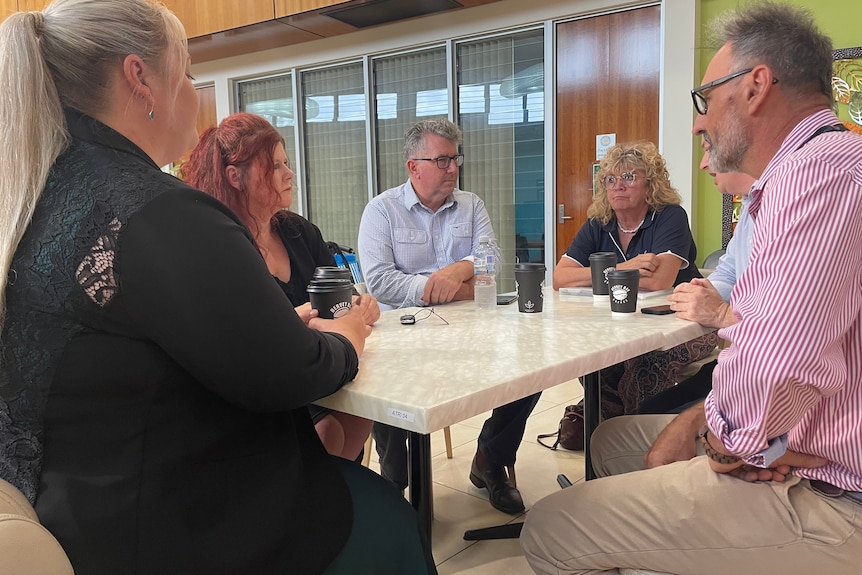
[
  {"xmin": 394, "ymin": 228, "xmax": 429, "ymax": 244},
  {"xmin": 449, "ymin": 222, "xmax": 473, "ymax": 239}
]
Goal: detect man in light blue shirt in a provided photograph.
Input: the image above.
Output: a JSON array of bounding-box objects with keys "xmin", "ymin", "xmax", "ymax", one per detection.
[
  {"xmin": 358, "ymin": 180, "xmax": 493, "ymax": 310},
  {"xmin": 359, "ymin": 119, "xmax": 540, "ymax": 514}
]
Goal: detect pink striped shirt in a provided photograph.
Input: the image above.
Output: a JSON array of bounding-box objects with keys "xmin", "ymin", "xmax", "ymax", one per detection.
[{"xmin": 705, "ymin": 109, "xmax": 862, "ymax": 491}]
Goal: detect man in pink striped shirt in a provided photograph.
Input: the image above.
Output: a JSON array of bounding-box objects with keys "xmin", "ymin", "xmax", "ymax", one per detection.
[{"xmin": 522, "ymin": 3, "xmax": 862, "ymax": 574}]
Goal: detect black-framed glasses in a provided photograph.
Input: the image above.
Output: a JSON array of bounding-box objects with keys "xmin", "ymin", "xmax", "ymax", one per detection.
[
  {"xmin": 400, "ymin": 307, "xmax": 449, "ymax": 325},
  {"xmin": 603, "ymin": 172, "xmax": 638, "ymax": 188},
  {"xmin": 412, "ymin": 154, "xmax": 464, "ymax": 169},
  {"xmin": 690, "ymin": 68, "xmax": 753, "ymax": 115}
]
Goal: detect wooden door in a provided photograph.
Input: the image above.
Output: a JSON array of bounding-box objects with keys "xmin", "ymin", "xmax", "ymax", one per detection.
[
  {"xmin": 174, "ymin": 84, "xmax": 217, "ymax": 172},
  {"xmin": 555, "ymin": 6, "xmax": 660, "ymax": 263}
]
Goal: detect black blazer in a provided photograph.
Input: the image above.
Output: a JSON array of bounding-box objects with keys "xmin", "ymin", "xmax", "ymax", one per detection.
[{"xmin": 2, "ymin": 110, "xmax": 357, "ymax": 574}]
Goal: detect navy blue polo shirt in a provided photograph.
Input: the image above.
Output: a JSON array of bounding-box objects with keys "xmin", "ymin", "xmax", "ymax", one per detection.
[{"xmin": 563, "ymin": 204, "xmax": 701, "ymax": 286}]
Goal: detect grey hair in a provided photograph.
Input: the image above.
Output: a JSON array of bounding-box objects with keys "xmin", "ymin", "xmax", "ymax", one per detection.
[
  {"xmin": 708, "ymin": 1, "xmax": 832, "ymax": 101},
  {"xmin": 403, "ymin": 118, "xmax": 463, "ymax": 161},
  {"xmin": 0, "ymin": 0, "xmax": 187, "ymax": 327}
]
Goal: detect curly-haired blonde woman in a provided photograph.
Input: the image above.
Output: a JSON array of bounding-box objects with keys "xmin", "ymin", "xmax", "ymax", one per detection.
[{"xmin": 552, "ymin": 141, "xmax": 717, "ymax": 442}]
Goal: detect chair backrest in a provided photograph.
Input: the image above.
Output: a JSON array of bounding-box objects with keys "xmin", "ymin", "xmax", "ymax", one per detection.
[
  {"xmin": 327, "ymin": 242, "xmax": 364, "ymax": 283},
  {"xmin": 0, "ymin": 478, "xmax": 74, "ymax": 574},
  {"xmin": 702, "ymin": 249, "xmax": 726, "ymax": 271}
]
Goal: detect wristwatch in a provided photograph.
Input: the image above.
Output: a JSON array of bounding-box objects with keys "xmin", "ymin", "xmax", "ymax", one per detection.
[{"xmin": 698, "ymin": 424, "xmax": 740, "ymax": 465}]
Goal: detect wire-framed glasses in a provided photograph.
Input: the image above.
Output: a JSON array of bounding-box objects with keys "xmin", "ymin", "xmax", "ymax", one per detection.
[
  {"xmin": 602, "ymin": 172, "xmax": 638, "ymax": 188},
  {"xmin": 400, "ymin": 307, "xmax": 449, "ymax": 325},
  {"xmin": 690, "ymin": 68, "xmax": 753, "ymax": 115},
  {"xmin": 412, "ymin": 154, "xmax": 464, "ymax": 169}
]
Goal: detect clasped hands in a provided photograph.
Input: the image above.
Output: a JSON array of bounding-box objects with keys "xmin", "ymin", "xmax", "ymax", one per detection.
[
  {"xmin": 645, "ymin": 405, "xmax": 827, "ymax": 484},
  {"xmin": 667, "ymin": 277, "xmax": 735, "ymax": 329}
]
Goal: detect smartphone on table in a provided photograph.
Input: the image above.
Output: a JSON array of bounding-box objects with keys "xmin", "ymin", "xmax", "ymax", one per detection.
[
  {"xmin": 496, "ymin": 294, "xmax": 518, "ymax": 305},
  {"xmin": 641, "ymin": 304, "xmax": 674, "ymax": 315}
]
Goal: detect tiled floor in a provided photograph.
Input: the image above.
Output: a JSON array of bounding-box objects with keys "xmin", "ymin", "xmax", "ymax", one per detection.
[{"xmin": 367, "ymin": 378, "xmax": 586, "ymax": 574}]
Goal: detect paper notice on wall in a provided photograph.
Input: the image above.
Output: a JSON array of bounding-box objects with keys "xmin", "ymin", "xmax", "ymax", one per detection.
[{"xmin": 596, "ymin": 133, "xmax": 616, "ymax": 160}]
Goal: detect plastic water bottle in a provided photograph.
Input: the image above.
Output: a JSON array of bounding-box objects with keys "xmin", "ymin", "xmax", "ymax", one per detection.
[{"xmin": 473, "ymin": 236, "xmax": 497, "ymax": 310}]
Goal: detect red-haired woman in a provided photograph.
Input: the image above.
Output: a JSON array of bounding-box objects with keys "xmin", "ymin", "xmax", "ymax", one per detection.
[{"xmin": 183, "ymin": 112, "xmax": 378, "ymax": 461}]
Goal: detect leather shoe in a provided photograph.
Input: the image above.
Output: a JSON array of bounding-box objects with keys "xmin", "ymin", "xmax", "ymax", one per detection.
[{"xmin": 469, "ymin": 450, "xmax": 525, "ymax": 514}]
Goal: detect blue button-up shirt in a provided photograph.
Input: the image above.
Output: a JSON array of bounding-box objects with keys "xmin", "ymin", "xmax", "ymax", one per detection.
[{"xmin": 358, "ymin": 179, "xmax": 495, "ymax": 309}]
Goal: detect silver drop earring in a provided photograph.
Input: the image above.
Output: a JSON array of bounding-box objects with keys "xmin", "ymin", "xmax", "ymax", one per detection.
[{"xmin": 148, "ymin": 109, "xmax": 155, "ymax": 121}]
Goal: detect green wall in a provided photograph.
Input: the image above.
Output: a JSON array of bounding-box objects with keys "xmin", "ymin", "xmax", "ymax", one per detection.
[{"xmin": 693, "ymin": 0, "xmax": 862, "ymax": 264}]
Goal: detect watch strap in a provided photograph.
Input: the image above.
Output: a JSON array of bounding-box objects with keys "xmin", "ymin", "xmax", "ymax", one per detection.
[{"xmin": 698, "ymin": 424, "xmax": 740, "ymax": 465}]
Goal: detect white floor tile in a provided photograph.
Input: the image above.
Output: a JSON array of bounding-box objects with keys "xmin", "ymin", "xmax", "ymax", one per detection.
[{"xmin": 424, "ymin": 380, "xmax": 587, "ymax": 574}]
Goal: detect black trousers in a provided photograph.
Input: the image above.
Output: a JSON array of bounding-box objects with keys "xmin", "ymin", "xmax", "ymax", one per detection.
[{"xmin": 372, "ymin": 392, "xmax": 542, "ymax": 489}]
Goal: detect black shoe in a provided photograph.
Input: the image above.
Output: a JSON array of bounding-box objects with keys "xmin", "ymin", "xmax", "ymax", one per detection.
[{"xmin": 469, "ymin": 451, "xmax": 525, "ymax": 514}]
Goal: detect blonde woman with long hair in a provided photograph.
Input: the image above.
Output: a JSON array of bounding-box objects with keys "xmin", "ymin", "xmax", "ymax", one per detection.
[
  {"xmin": 0, "ymin": 1, "xmax": 433, "ymax": 573},
  {"xmin": 552, "ymin": 141, "xmax": 718, "ymax": 440}
]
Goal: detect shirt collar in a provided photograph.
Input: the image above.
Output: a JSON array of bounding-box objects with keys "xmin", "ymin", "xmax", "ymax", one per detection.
[
  {"xmin": 64, "ymin": 108, "xmax": 157, "ymax": 168},
  {"xmin": 402, "ymin": 179, "xmax": 457, "ymax": 213},
  {"xmin": 748, "ymin": 108, "xmax": 840, "ymax": 220},
  {"xmin": 601, "ymin": 208, "xmax": 657, "ymax": 233}
]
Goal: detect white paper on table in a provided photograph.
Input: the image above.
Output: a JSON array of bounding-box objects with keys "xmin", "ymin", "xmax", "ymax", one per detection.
[{"xmin": 559, "ymin": 287, "xmax": 671, "ymax": 301}]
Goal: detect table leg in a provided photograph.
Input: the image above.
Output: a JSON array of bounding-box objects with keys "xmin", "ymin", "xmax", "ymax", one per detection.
[
  {"xmin": 407, "ymin": 431, "xmax": 433, "ymax": 540},
  {"xmin": 582, "ymin": 371, "xmax": 601, "ymax": 481}
]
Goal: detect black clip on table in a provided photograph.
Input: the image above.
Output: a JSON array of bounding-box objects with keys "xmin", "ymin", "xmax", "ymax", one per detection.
[{"xmin": 462, "ymin": 372, "xmax": 600, "ymax": 541}]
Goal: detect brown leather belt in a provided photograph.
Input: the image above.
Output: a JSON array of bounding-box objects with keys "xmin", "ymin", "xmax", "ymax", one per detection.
[{"xmin": 810, "ymin": 479, "xmax": 862, "ymax": 503}]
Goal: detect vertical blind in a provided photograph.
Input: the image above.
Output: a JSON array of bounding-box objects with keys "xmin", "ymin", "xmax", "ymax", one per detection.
[
  {"xmin": 301, "ymin": 62, "xmax": 368, "ymax": 249},
  {"xmin": 373, "ymin": 46, "xmax": 448, "ymax": 192},
  {"xmin": 233, "ymin": 27, "xmax": 546, "ymax": 284},
  {"xmin": 457, "ymin": 29, "xmax": 545, "ymax": 291}
]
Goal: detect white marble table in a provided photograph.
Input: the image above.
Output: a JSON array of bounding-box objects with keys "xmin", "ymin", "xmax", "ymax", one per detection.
[{"xmin": 316, "ymin": 288, "xmax": 712, "ymax": 537}]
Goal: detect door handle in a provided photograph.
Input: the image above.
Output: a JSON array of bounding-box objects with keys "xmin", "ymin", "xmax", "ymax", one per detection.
[{"xmin": 558, "ymin": 204, "xmax": 573, "ymax": 224}]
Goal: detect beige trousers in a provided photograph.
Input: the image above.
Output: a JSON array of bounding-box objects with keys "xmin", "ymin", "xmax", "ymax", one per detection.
[{"xmin": 521, "ymin": 415, "xmax": 862, "ymax": 575}]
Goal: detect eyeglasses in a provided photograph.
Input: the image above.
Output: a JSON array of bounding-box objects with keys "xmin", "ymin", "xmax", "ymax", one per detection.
[
  {"xmin": 400, "ymin": 307, "xmax": 449, "ymax": 325},
  {"xmin": 602, "ymin": 172, "xmax": 638, "ymax": 188},
  {"xmin": 412, "ymin": 154, "xmax": 464, "ymax": 169},
  {"xmin": 691, "ymin": 68, "xmax": 752, "ymax": 115},
  {"xmin": 691, "ymin": 68, "xmax": 778, "ymax": 115}
]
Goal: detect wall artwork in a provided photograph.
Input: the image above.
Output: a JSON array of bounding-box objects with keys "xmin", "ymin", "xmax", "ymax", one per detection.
[{"xmin": 833, "ymin": 46, "xmax": 862, "ymax": 133}]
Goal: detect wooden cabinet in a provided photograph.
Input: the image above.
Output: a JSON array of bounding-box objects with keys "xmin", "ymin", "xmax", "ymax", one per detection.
[
  {"xmin": 161, "ymin": 0, "xmax": 274, "ymax": 38},
  {"xmin": 2, "ymin": 0, "xmax": 51, "ymax": 25},
  {"xmin": 16, "ymin": 0, "xmax": 51, "ymax": 10},
  {"xmin": 1, "ymin": 0, "xmax": 18, "ymax": 22},
  {"xmin": 274, "ymin": 0, "xmax": 350, "ymax": 18},
  {"xmin": 274, "ymin": 0, "xmax": 352, "ymax": 18}
]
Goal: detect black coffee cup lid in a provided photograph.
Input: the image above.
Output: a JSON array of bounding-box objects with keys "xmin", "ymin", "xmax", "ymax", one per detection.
[
  {"xmin": 313, "ymin": 266, "xmax": 353, "ymax": 279},
  {"xmin": 514, "ymin": 262, "xmax": 546, "ymax": 271},
  {"xmin": 606, "ymin": 269, "xmax": 640, "ymax": 279}
]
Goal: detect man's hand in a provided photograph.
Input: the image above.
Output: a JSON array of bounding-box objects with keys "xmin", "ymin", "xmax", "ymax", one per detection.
[
  {"xmin": 668, "ymin": 278, "xmax": 736, "ymax": 328},
  {"xmin": 710, "ymin": 448, "xmax": 828, "ymax": 482},
  {"xmin": 421, "ymin": 261, "xmax": 473, "ymax": 305},
  {"xmin": 644, "ymin": 403, "xmax": 705, "ymax": 468}
]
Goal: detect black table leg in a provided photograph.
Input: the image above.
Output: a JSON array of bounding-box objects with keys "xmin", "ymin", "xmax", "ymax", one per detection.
[
  {"xmin": 582, "ymin": 370, "xmax": 601, "ymax": 481},
  {"xmin": 407, "ymin": 431, "xmax": 433, "ymax": 541}
]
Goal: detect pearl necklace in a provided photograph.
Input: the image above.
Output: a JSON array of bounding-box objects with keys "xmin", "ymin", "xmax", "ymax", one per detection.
[{"xmin": 617, "ymin": 218, "xmax": 645, "ymax": 234}]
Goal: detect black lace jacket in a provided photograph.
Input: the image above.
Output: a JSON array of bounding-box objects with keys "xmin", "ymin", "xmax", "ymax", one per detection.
[{"xmin": 0, "ymin": 110, "xmax": 358, "ymax": 573}]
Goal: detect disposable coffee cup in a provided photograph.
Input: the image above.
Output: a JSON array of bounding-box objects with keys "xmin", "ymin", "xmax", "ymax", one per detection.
[
  {"xmin": 589, "ymin": 252, "xmax": 617, "ymax": 296},
  {"xmin": 307, "ymin": 278, "xmax": 354, "ymax": 319},
  {"xmin": 514, "ymin": 262, "xmax": 546, "ymax": 313},
  {"xmin": 313, "ymin": 266, "xmax": 353, "ymax": 281},
  {"xmin": 606, "ymin": 269, "xmax": 640, "ymax": 316}
]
